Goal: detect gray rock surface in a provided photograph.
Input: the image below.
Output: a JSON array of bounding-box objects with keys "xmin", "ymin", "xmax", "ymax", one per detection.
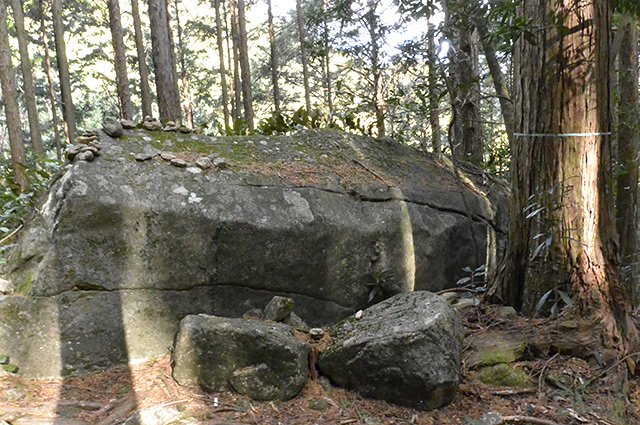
[
  {"xmin": 2, "ymin": 129, "xmax": 503, "ymax": 378},
  {"xmin": 172, "ymin": 315, "xmax": 308, "ymax": 401},
  {"xmin": 318, "ymin": 291, "xmax": 463, "ymax": 410}
]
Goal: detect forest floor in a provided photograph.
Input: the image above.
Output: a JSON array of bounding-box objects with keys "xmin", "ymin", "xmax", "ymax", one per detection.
[{"xmin": 1, "ymin": 304, "xmax": 639, "ymax": 425}]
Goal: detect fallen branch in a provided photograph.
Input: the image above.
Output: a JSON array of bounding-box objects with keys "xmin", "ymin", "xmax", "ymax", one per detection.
[
  {"xmin": 0, "ymin": 224, "xmax": 22, "ymax": 245},
  {"xmin": 503, "ymin": 415, "xmax": 560, "ymax": 425},
  {"xmin": 491, "ymin": 388, "xmax": 537, "ymax": 396}
]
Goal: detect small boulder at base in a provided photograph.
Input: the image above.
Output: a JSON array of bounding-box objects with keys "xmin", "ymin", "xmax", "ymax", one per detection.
[
  {"xmin": 264, "ymin": 296, "xmax": 295, "ymax": 322},
  {"xmin": 318, "ymin": 291, "xmax": 463, "ymax": 410},
  {"xmin": 102, "ymin": 117, "xmax": 124, "ymax": 138},
  {"xmin": 172, "ymin": 315, "xmax": 308, "ymax": 401}
]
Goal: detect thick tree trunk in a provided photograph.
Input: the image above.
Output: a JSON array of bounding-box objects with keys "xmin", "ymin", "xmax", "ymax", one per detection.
[
  {"xmin": 39, "ymin": 0, "xmax": 62, "ymax": 160},
  {"xmin": 173, "ymin": 0, "xmax": 192, "ymax": 128},
  {"xmin": 475, "ymin": 16, "xmax": 514, "ymax": 147},
  {"xmin": 488, "ymin": 0, "xmax": 638, "ymax": 357},
  {"xmin": 51, "ymin": 0, "xmax": 77, "ymax": 144},
  {"xmin": 427, "ymin": 19, "xmax": 441, "ymax": 155},
  {"xmin": 0, "ymin": 0, "xmax": 27, "ymax": 188},
  {"xmin": 615, "ymin": 17, "xmax": 639, "ymax": 305},
  {"xmin": 147, "ymin": 0, "xmax": 181, "ymax": 122},
  {"xmin": 10, "ymin": 0, "xmax": 44, "ymax": 155},
  {"xmin": 365, "ymin": 2, "xmax": 385, "ymax": 138},
  {"xmin": 130, "ymin": 0, "xmax": 153, "ymax": 118},
  {"xmin": 229, "ymin": 0, "xmax": 241, "ymax": 121},
  {"xmin": 107, "ymin": 0, "xmax": 134, "ymax": 120},
  {"xmin": 236, "ymin": 0, "xmax": 253, "ymax": 130},
  {"xmin": 214, "ymin": 0, "xmax": 230, "ymax": 127},
  {"xmin": 443, "ymin": 0, "xmax": 483, "ymax": 165},
  {"xmin": 267, "ymin": 0, "xmax": 280, "ymax": 113},
  {"xmin": 296, "ymin": 0, "xmax": 312, "ymax": 113}
]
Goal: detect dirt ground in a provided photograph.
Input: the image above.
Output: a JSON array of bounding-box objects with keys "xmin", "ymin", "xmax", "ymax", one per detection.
[{"xmin": 1, "ymin": 305, "xmax": 639, "ymax": 425}]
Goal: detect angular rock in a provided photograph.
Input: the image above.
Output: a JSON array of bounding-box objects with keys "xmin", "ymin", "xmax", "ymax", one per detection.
[
  {"xmin": 4, "ymin": 129, "xmax": 504, "ymax": 377},
  {"xmin": 282, "ymin": 312, "xmax": 310, "ymax": 332},
  {"xmin": 212, "ymin": 157, "xmax": 228, "ymax": 169},
  {"xmin": 75, "ymin": 150, "xmax": 95, "ymax": 162},
  {"xmin": 195, "ymin": 157, "xmax": 211, "ymax": 170},
  {"xmin": 75, "ymin": 135, "xmax": 98, "ymax": 145},
  {"xmin": 318, "ymin": 291, "xmax": 463, "ymax": 410},
  {"xmin": 309, "ymin": 328, "xmax": 325, "ymax": 340},
  {"xmin": 172, "ymin": 315, "xmax": 308, "ymax": 401},
  {"xmin": 264, "ymin": 296, "xmax": 295, "ymax": 321},
  {"xmin": 170, "ymin": 158, "xmax": 187, "ymax": 168},
  {"xmin": 0, "ymin": 278, "xmax": 13, "ymax": 294},
  {"xmin": 164, "ymin": 121, "xmax": 178, "ymax": 132},
  {"xmin": 102, "ymin": 117, "xmax": 123, "ymax": 138}
]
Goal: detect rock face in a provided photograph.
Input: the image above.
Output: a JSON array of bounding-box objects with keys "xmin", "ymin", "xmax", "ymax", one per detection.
[
  {"xmin": 172, "ymin": 315, "xmax": 308, "ymax": 401},
  {"xmin": 2, "ymin": 129, "xmax": 504, "ymax": 378},
  {"xmin": 318, "ymin": 291, "xmax": 463, "ymax": 410}
]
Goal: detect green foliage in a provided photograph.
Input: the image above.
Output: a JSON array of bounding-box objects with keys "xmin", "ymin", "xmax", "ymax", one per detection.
[
  {"xmin": 367, "ymin": 269, "xmax": 398, "ymax": 303},
  {"xmin": 256, "ymin": 107, "xmax": 341, "ymax": 135},
  {"xmin": 0, "ymin": 355, "xmax": 18, "ymax": 374},
  {"xmin": 535, "ymin": 287, "xmax": 573, "ymax": 317},
  {"xmin": 0, "ymin": 156, "xmax": 61, "ymax": 266}
]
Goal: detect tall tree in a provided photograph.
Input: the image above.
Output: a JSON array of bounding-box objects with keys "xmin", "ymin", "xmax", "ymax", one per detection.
[
  {"xmin": 322, "ymin": 0, "xmax": 333, "ymax": 115},
  {"xmin": 267, "ymin": 0, "xmax": 281, "ymax": 113},
  {"xmin": 365, "ymin": 0, "xmax": 385, "ymax": 137},
  {"xmin": 107, "ymin": 0, "xmax": 134, "ymax": 120},
  {"xmin": 51, "ymin": 0, "xmax": 77, "ymax": 144},
  {"xmin": 488, "ymin": 0, "xmax": 639, "ymax": 356},
  {"xmin": 39, "ymin": 0, "xmax": 62, "ymax": 160},
  {"xmin": 236, "ymin": 0, "xmax": 254, "ymax": 129},
  {"xmin": 173, "ymin": 0, "xmax": 193, "ymax": 128},
  {"xmin": 443, "ymin": 0, "xmax": 483, "ymax": 165},
  {"xmin": 147, "ymin": 0, "xmax": 181, "ymax": 122},
  {"xmin": 10, "ymin": 0, "xmax": 44, "ymax": 155},
  {"xmin": 130, "ymin": 0, "xmax": 153, "ymax": 118},
  {"xmin": 615, "ymin": 16, "xmax": 639, "ymax": 304},
  {"xmin": 0, "ymin": 0, "xmax": 27, "ymax": 188},
  {"xmin": 229, "ymin": 0, "xmax": 242, "ymax": 121},
  {"xmin": 214, "ymin": 0, "xmax": 230, "ymax": 127},
  {"xmin": 427, "ymin": 17, "xmax": 441, "ymax": 155},
  {"xmin": 296, "ymin": 0, "xmax": 312, "ymax": 113}
]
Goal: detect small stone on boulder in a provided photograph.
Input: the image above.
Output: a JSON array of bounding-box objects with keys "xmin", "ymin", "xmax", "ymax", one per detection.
[
  {"xmin": 172, "ymin": 314, "xmax": 308, "ymax": 401},
  {"xmin": 75, "ymin": 134, "xmax": 98, "ymax": 145},
  {"xmin": 143, "ymin": 119, "xmax": 163, "ymax": 131},
  {"xmin": 102, "ymin": 117, "xmax": 123, "ymax": 138},
  {"xmin": 164, "ymin": 121, "xmax": 178, "ymax": 132},
  {"xmin": 195, "ymin": 157, "xmax": 212, "ymax": 170},
  {"xmin": 160, "ymin": 152, "xmax": 176, "ymax": 161},
  {"xmin": 75, "ymin": 150, "xmax": 95, "ymax": 162},
  {"xmin": 170, "ymin": 158, "xmax": 187, "ymax": 168},
  {"xmin": 0, "ymin": 278, "xmax": 13, "ymax": 294},
  {"xmin": 264, "ymin": 296, "xmax": 295, "ymax": 322},
  {"xmin": 120, "ymin": 119, "xmax": 137, "ymax": 130},
  {"xmin": 309, "ymin": 328, "xmax": 324, "ymax": 340},
  {"xmin": 318, "ymin": 291, "xmax": 463, "ymax": 410},
  {"xmin": 213, "ymin": 157, "xmax": 229, "ymax": 170}
]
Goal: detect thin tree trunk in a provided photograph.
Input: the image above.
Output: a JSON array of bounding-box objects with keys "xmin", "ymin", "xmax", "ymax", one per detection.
[
  {"xmin": 173, "ymin": 0, "xmax": 192, "ymax": 128},
  {"xmin": 130, "ymin": 0, "xmax": 153, "ymax": 118},
  {"xmin": 322, "ymin": 0, "xmax": 333, "ymax": 115},
  {"xmin": 615, "ymin": 17, "xmax": 639, "ymax": 305},
  {"xmin": 296, "ymin": 0, "xmax": 312, "ymax": 113},
  {"xmin": 10, "ymin": 0, "xmax": 44, "ymax": 155},
  {"xmin": 147, "ymin": 0, "xmax": 181, "ymax": 122},
  {"xmin": 236, "ymin": 0, "xmax": 253, "ymax": 130},
  {"xmin": 267, "ymin": 0, "xmax": 280, "ymax": 113},
  {"xmin": 39, "ymin": 0, "xmax": 62, "ymax": 160},
  {"xmin": 475, "ymin": 16, "xmax": 514, "ymax": 147},
  {"xmin": 214, "ymin": 0, "xmax": 230, "ymax": 128},
  {"xmin": 51, "ymin": 0, "xmax": 76, "ymax": 144},
  {"xmin": 229, "ymin": 0, "xmax": 241, "ymax": 121},
  {"xmin": 107, "ymin": 0, "xmax": 134, "ymax": 120},
  {"xmin": 488, "ymin": 0, "xmax": 638, "ymax": 357},
  {"xmin": 365, "ymin": 1, "xmax": 385, "ymax": 138},
  {"xmin": 427, "ymin": 19, "xmax": 441, "ymax": 155},
  {"xmin": 0, "ymin": 0, "xmax": 27, "ymax": 188},
  {"xmin": 443, "ymin": 0, "xmax": 483, "ymax": 165}
]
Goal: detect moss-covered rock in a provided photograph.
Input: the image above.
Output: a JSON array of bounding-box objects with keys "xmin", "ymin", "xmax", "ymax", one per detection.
[{"xmin": 477, "ymin": 364, "xmax": 533, "ymax": 388}]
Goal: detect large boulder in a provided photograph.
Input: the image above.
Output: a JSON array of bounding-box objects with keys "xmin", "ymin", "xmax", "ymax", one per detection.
[
  {"xmin": 1, "ymin": 129, "xmax": 504, "ymax": 378},
  {"xmin": 318, "ymin": 291, "xmax": 463, "ymax": 410},
  {"xmin": 172, "ymin": 315, "xmax": 308, "ymax": 401}
]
